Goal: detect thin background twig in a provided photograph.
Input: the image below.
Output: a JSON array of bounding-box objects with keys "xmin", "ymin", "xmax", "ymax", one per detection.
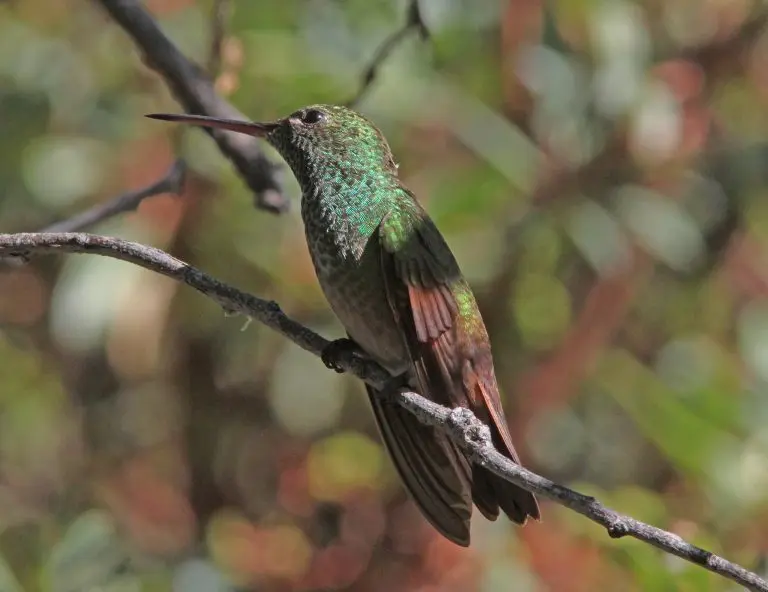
[
  {"xmin": 346, "ymin": 0, "xmax": 430, "ymax": 107},
  {"xmin": 207, "ymin": 0, "xmax": 232, "ymax": 78},
  {"xmin": 41, "ymin": 160, "xmax": 187, "ymax": 233}
]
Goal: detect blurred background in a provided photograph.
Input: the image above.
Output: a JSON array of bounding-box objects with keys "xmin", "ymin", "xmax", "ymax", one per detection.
[{"xmin": 1, "ymin": 0, "xmax": 768, "ymax": 590}]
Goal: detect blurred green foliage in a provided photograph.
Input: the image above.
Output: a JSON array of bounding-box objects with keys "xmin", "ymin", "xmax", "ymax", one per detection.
[{"xmin": 1, "ymin": 0, "xmax": 768, "ymax": 590}]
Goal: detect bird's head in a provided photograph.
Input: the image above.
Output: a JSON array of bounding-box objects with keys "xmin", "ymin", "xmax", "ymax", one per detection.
[{"xmin": 147, "ymin": 104, "xmax": 398, "ymax": 192}]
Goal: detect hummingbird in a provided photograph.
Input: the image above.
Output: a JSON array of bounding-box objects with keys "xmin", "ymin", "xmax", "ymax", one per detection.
[{"xmin": 147, "ymin": 105, "xmax": 540, "ymax": 545}]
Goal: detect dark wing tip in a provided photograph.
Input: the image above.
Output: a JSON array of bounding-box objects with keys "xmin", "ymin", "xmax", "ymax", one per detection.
[
  {"xmin": 433, "ymin": 520, "xmax": 470, "ymax": 547},
  {"xmin": 502, "ymin": 491, "xmax": 541, "ymax": 525},
  {"xmin": 448, "ymin": 531, "xmax": 471, "ymax": 547},
  {"xmin": 475, "ymin": 465, "xmax": 540, "ymax": 526},
  {"xmin": 425, "ymin": 515, "xmax": 471, "ymax": 547}
]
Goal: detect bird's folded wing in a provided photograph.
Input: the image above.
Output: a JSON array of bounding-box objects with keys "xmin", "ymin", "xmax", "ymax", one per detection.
[{"xmin": 378, "ymin": 200, "xmax": 540, "ymax": 526}]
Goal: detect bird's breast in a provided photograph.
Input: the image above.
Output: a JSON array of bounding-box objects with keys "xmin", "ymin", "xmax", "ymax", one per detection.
[{"xmin": 304, "ymin": 224, "xmax": 408, "ymax": 375}]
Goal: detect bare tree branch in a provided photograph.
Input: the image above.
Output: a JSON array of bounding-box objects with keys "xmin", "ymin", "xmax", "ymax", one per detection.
[
  {"xmin": 346, "ymin": 0, "xmax": 430, "ymax": 107},
  {"xmin": 41, "ymin": 160, "xmax": 186, "ymax": 233},
  {"xmin": 0, "ymin": 231, "xmax": 765, "ymax": 592},
  {"xmin": 95, "ymin": 0, "xmax": 288, "ymax": 214}
]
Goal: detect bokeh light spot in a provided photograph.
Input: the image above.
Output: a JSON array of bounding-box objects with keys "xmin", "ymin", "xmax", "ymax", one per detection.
[{"xmin": 307, "ymin": 432, "xmax": 385, "ymax": 502}]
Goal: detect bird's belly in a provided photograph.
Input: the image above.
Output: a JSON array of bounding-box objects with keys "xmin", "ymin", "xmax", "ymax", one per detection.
[{"xmin": 312, "ymin": 250, "xmax": 408, "ymax": 375}]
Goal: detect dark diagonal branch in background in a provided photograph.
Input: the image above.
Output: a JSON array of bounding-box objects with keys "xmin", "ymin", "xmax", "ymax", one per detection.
[
  {"xmin": 42, "ymin": 160, "xmax": 186, "ymax": 233},
  {"xmin": 346, "ymin": 0, "xmax": 430, "ymax": 107},
  {"xmin": 95, "ymin": 0, "xmax": 288, "ymax": 214},
  {"xmin": 0, "ymin": 231, "xmax": 766, "ymax": 592}
]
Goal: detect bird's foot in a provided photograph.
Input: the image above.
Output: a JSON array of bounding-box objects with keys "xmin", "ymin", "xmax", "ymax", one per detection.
[{"xmin": 321, "ymin": 338, "xmax": 361, "ymax": 373}]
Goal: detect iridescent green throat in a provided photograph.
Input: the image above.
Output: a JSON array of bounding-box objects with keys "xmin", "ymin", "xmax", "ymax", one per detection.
[{"xmin": 265, "ymin": 104, "xmax": 403, "ymax": 249}]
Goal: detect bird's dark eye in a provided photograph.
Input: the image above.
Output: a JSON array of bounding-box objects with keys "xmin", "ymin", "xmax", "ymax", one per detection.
[{"xmin": 300, "ymin": 109, "xmax": 326, "ymax": 125}]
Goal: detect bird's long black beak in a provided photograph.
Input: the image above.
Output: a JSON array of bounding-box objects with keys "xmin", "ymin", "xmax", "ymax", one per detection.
[{"xmin": 145, "ymin": 113, "xmax": 278, "ymax": 137}]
